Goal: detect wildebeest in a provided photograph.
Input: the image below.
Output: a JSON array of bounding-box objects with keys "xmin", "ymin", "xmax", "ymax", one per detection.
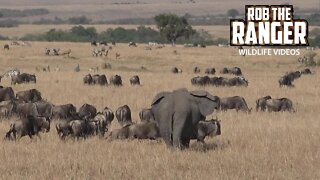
[
  {"xmin": 0, "ymin": 100, "xmax": 17, "ymax": 117},
  {"xmin": 172, "ymin": 67, "xmax": 182, "ymax": 73},
  {"xmin": 4, "ymin": 44, "xmax": 9, "ymax": 50},
  {"xmin": 190, "ymin": 119, "xmax": 221, "ymax": 143},
  {"xmin": 78, "ymin": 103, "xmax": 97, "ymax": 120},
  {"xmin": 220, "ymin": 67, "xmax": 242, "ymax": 76},
  {"xmin": 139, "ymin": 108, "xmax": 154, "ymax": 123},
  {"xmin": 205, "ymin": 68, "xmax": 216, "ymax": 75},
  {"xmin": 11, "ymin": 73, "xmax": 36, "ymax": 85},
  {"xmin": 52, "ymin": 104, "xmax": 77, "ymax": 120},
  {"xmin": 74, "ymin": 64, "xmax": 80, "ymax": 72},
  {"xmin": 220, "ymin": 96, "xmax": 251, "ymax": 112},
  {"xmin": 191, "ymin": 76, "xmax": 210, "ymax": 86},
  {"xmin": 279, "ymin": 71, "xmax": 301, "ymax": 87},
  {"xmin": 226, "ymin": 77, "xmax": 248, "ymax": 87},
  {"xmin": 91, "ymin": 41, "xmax": 97, "ymax": 46},
  {"xmin": 16, "ymin": 89, "xmax": 42, "ymax": 103},
  {"xmin": 16, "ymin": 102, "xmax": 39, "ymax": 118},
  {"xmin": 0, "ymin": 87, "xmax": 15, "ymax": 102},
  {"xmin": 92, "ymin": 74, "xmax": 108, "ymax": 86},
  {"xmin": 5, "ymin": 115, "xmax": 50, "ymax": 140},
  {"xmin": 265, "ymin": 98, "xmax": 295, "ymax": 112},
  {"xmin": 130, "ymin": 75, "xmax": 140, "ymax": 86},
  {"xmin": 34, "ymin": 100, "xmax": 53, "ymax": 118},
  {"xmin": 128, "ymin": 42, "xmax": 137, "ymax": 47},
  {"xmin": 108, "ymin": 121, "xmax": 160, "ymax": 140},
  {"xmin": 256, "ymin": 96, "xmax": 272, "ymax": 111},
  {"xmin": 83, "ymin": 74, "xmax": 93, "ymax": 85},
  {"xmin": 300, "ymin": 68, "xmax": 313, "ymax": 75},
  {"xmin": 193, "ymin": 67, "xmax": 201, "ymax": 73},
  {"xmin": 110, "ymin": 75, "xmax": 122, "ymax": 86},
  {"xmin": 115, "ymin": 105, "xmax": 133, "ymax": 127},
  {"xmin": 91, "ymin": 107, "xmax": 114, "ymax": 136}
]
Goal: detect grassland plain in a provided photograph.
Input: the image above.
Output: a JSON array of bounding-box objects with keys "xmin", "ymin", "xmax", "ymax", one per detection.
[{"xmin": 0, "ymin": 41, "xmax": 319, "ymax": 179}]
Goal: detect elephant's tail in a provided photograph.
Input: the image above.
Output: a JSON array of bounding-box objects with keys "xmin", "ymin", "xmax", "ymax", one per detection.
[{"xmin": 170, "ymin": 112, "xmax": 175, "ymax": 144}]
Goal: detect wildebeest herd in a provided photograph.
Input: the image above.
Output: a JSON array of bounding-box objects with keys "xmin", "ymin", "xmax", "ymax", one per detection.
[{"xmin": 0, "ymin": 42, "xmax": 317, "ymax": 150}]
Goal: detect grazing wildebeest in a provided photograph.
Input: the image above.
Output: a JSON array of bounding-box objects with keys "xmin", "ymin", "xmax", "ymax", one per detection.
[
  {"xmin": 11, "ymin": 73, "xmax": 36, "ymax": 85},
  {"xmin": 226, "ymin": 77, "xmax": 248, "ymax": 87},
  {"xmin": 34, "ymin": 100, "xmax": 54, "ymax": 118},
  {"xmin": 190, "ymin": 118, "xmax": 221, "ymax": 143},
  {"xmin": 279, "ymin": 71, "xmax": 301, "ymax": 87},
  {"xmin": 4, "ymin": 44, "xmax": 9, "ymax": 50},
  {"xmin": 91, "ymin": 41, "xmax": 97, "ymax": 46},
  {"xmin": 171, "ymin": 67, "xmax": 182, "ymax": 73},
  {"xmin": 300, "ymin": 68, "xmax": 313, "ymax": 75},
  {"xmin": 16, "ymin": 102, "xmax": 39, "ymax": 118},
  {"xmin": 191, "ymin": 76, "xmax": 210, "ymax": 86},
  {"xmin": 0, "ymin": 87, "xmax": 15, "ymax": 102},
  {"xmin": 139, "ymin": 108, "xmax": 154, "ymax": 123},
  {"xmin": 115, "ymin": 105, "xmax": 133, "ymax": 127},
  {"xmin": 256, "ymin": 96, "xmax": 272, "ymax": 111},
  {"xmin": 220, "ymin": 67, "xmax": 242, "ymax": 76},
  {"xmin": 128, "ymin": 42, "xmax": 137, "ymax": 47},
  {"xmin": 130, "ymin": 75, "xmax": 140, "ymax": 86},
  {"xmin": 265, "ymin": 98, "xmax": 295, "ymax": 112},
  {"xmin": 5, "ymin": 115, "xmax": 50, "ymax": 140},
  {"xmin": 109, "ymin": 121, "xmax": 160, "ymax": 140},
  {"xmin": 92, "ymin": 74, "xmax": 108, "ymax": 86},
  {"xmin": 205, "ymin": 68, "xmax": 215, "ymax": 75},
  {"xmin": 193, "ymin": 67, "xmax": 201, "ymax": 73},
  {"xmin": 52, "ymin": 104, "xmax": 77, "ymax": 120},
  {"xmin": 220, "ymin": 96, "xmax": 251, "ymax": 112},
  {"xmin": 110, "ymin": 75, "xmax": 122, "ymax": 86},
  {"xmin": 16, "ymin": 89, "xmax": 42, "ymax": 103},
  {"xmin": 83, "ymin": 74, "xmax": 93, "ymax": 85},
  {"xmin": 78, "ymin": 103, "xmax": 97, "ymax": 120},
  {"xmin": 92, "ymin": 107, "xmax": 114, "ymax": 136}
]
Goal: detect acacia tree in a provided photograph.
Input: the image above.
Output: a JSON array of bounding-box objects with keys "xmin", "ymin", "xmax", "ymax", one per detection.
[{"xmin": 154, "ymin": 14, "xmax": 195, "ymax": 46}]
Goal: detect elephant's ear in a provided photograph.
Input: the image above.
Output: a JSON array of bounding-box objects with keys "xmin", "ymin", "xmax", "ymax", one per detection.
[
  {"xmin": 151, "ymin": 92, "xmax": 170, "ymax": 106},
  {"xmin": 190, "ymin": 90, "xmax": 219, "ymax": 116}
]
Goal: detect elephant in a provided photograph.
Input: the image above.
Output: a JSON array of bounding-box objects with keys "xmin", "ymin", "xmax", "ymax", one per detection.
[
  {"xmin": 150, "ymin": 88, "xmax": 220, "ymax": 149},
  {"xmin": 16, "ymin": 89, "xmax": 42, "ymax": 103},
  {"xmin": 193, "ymin": 67, "xmax": 201, "ymax": 73},
  {"xmin": 0, "ymin": 87, "xmax": 15, "ymax": 102},
  {"xmin": 115, "ymin": 105, "xmax": 133, "ymax": 127},
  {"xmin": 130, "ymin": 75, "xmax": 140, "ymax": 86},
  {"xmin": 265, "ymin": 98, "xmax": 295, "ymax": 112},
  {"xmin": 108, "ymin": 121, "xmax": 160, "ymax": 140},
  {"xmin": 220, "ymin": 96, "xmax": 251, "ymax": 112},
  {"xmin": 83, "ymin": 74, "xmax": 93, "ymax": 85},
  {"xmin": 139, "ymin": 108, "xmax": 155, "ymax": 123},
  {"xmin": 5, "ymin": 115, "xmax": 50, "ymax": 141},
  {"xmin": 256, "ymin": 96, "xmax": 272, "ymax": 111},
  {"xmin": 204, "ymin": 68, "xmax": 215, "ymax": 75},
  {"xmin": 110, "ymin": 75, "xmax": 122, "ymax": 86},
  {"xmin": 78, "ymin": 103, "xmax": 97, "ymax": 120}
]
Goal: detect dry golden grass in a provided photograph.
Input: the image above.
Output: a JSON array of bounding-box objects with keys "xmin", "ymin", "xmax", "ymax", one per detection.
[{"xmin": 0, "ymin": 41, "xmax": 319, "ymax": 179}]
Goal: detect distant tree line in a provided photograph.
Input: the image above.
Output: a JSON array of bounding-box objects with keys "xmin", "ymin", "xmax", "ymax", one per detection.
[
  {"xmin": 0, "ymin": 8, "xmax": 49, "ymax": 17},
  {"xmin": 20, "ymin": 25, "xmax": 227, "ymax": 45}
]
